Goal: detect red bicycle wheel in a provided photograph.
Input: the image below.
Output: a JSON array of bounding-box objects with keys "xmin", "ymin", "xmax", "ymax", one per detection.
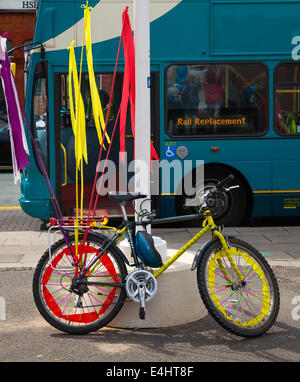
[{"xmin": 33, "ymin": 233, "xmax": 127, "ymax": 334}]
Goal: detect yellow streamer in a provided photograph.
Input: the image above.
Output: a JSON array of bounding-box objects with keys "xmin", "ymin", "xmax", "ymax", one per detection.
[
  {"xmin": 68, "ymin": 40, "xmax": 87, "ymax": 257},
  {"xmin": 82, "ymin": 2, "xmax": 110, "ymax": 147},
  {"xmin": 68, "ymin": 41, "xmax": 88, "ymax": 169},
  {"xmin": 67, "ymin": 2, "xmax": 112, "ymax": 259}
]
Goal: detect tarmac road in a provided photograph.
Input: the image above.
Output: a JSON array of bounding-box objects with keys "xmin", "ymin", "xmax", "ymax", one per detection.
[
  {"xmin": 0, "ymin": 266, "xmax": 300, "ymax": 364},
  {"xmin": 1, "ymin": 171, "xmax": 300, "ymax": 367}
]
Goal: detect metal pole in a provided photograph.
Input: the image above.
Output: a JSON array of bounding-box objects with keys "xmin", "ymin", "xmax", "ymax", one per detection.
[{"xmin": 134, "ymin": 0, "xmax": 151, "ymax": 232}]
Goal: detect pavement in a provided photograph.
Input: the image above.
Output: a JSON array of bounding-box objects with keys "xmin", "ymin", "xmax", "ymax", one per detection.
[
  {"xmin": 0, "ymin": 211, "xmax": 300, "ymax": 269},
  {"xmin": 1, "ymin": 211, "xmax": 300, "ymax": 363}
]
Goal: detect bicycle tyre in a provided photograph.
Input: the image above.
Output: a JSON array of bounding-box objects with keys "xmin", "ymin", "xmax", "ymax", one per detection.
[
  {"xmin": 33, "ymin": 233, "xmax": 127, "ymax": 334},
  {"xmin": 197, "ymin": 237, "xmax": 280, "ymax": 337}
]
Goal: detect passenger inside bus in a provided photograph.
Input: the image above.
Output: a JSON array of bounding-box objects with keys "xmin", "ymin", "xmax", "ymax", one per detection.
[
  {"xmin": 202, "ymin": 65, "xmax": 223, "ymax": 117},
  {"xmin": 180, "ymin": 74, "xmax": 200, "ymax": 110},
  {"xmin": 275, "ymin": 63, "xmax": 300, "ymax": 135},
  {"xmin": 227, "ymin": 72, "xmax": 242, "ymax": 110},
  {"xmin": 276, "ymin": 96, "xmax": 289, "ymax": 134}
]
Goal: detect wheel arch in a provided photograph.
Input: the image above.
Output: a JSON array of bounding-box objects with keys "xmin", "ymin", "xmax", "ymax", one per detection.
[{"xmin": 176, "ymin": 161, "xmax": 253, "ymax": 224}]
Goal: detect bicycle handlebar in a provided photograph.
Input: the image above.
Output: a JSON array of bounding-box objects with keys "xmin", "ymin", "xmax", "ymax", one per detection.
[
  {"xmin": 182, "ymin": 174, "xmax": 238, "ymax": 210},
  {"xmin": 137, "ymin": 175, "xmax": 237, "ymax": 224},
  {"xmin": 215, "ymin": 174, "xmax": 234, "ymax": 190}
]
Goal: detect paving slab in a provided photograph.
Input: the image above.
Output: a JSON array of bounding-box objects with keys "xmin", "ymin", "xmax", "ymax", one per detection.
[
  {"xmin": 0, "ymin": 245, "xmax": 25, "ymax": 255},
  {"xmin": 234, "ymin": 226, "xmax": 287, "ymax": 233},
  {"xmin": 263, "ymin": 233, "xmax": 300, "ymax": 244},
  {"xmin": 282, "ymin": 226, "xmax": 300, "ymax": 232},
  {"xmin": 260, "ymin": 251, "xmax": 295, "ymax": 260},
  {"xmin": 236, "ymin": 234, "xmax": 273, "ymax": 244},
  {"xmin": 0, "ymin": 262, "xmax": 23, "ymax": 269},
  {"xmin": 285, "ymin": 250, "xmax": 300, "ymax": 259},
  {"xmin": 0, "ymin": 254, "xmax": 23, "ymax": 263},
  {"xmin": 0, "ymin": 209, "xmax": 41, "ymax": 232}
]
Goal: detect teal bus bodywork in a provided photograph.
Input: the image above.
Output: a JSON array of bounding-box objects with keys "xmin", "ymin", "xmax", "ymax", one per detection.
[{"xmin": 20, "ymin": 0, "xmax": 300, "ymax": 225}]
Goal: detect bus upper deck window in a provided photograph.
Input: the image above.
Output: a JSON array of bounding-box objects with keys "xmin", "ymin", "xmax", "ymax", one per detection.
[
  {"xmin": 275, "ymin": 63, "xmax": 300, "ymax": 135},
  {"xmin": 32, "ymin": 62, "xmax": 48, "ymax": 169},
  {"xmin": 166, "ymin": 63, "xmax": 268, "ymax": 138}
]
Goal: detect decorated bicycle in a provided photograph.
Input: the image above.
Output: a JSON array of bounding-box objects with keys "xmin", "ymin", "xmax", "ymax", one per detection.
[{"xmin": 0, "ymin": 3, "xmax": 279, "ymax": 338}]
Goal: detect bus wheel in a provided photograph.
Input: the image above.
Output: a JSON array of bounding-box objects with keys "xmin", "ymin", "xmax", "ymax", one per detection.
[{"xmin": 175, "ymin": 167, "xmax": 248, "ymax": 227}]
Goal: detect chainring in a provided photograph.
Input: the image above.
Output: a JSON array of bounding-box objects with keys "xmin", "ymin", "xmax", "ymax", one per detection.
[{"xmin": 125, "ymin": 269, "xmax": 158, "ymax": 303}]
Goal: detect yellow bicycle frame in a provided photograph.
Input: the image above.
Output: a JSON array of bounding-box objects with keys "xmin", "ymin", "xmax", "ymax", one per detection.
[
  {"xmin": 97, "ymin": 210, "xmax": 244, "ymax": 282},
  {"xmin": 153, "ymin": 214, "xmax": 243, "ymax": 281}
]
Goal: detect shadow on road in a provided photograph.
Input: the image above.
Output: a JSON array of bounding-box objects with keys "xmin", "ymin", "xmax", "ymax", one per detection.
[{"xmin": 49, "ymin": 317, "xmax": 300, "ymax": 362}]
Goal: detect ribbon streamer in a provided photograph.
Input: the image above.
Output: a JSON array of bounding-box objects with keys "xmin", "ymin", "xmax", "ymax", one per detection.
[
  {"xmin": 119, "ymin": 7, "xmax": 135, "ymax": 163},
  {"xmin": 119, "ymin": 7, "xmax": 159, "ymax": 164},
  {"xmin": 83, "ymin": 2, "xmax": 110, "ymax": 148},
  {"xmin": 68, "ymin": 40, "xmax": 88, "ymax": 169},
  {"xmin": 0, "ymin": 35, "xmax": 30, "ymax": 183}
]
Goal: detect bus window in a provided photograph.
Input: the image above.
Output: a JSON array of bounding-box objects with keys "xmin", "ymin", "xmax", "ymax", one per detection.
[
  {"xmin": 275, "ymin": 63, "xmax": 300, "ymax": 135},
  {"xmin": 58, "ymin": 72, "xmax": 118, "ymax": 187},
  {"xmin": 166, "ymin": 63, "xmax": 268, "ymax": 137},
  {"xmin": 24, "ymin": 40, "xmax": 33, "ymax": 94},
  {"xmin": 59, "ymin": 73, "xmax": 114, "ymax": 128},
  {"xmin": 32, "ymin": 61, "xmax": 48, "ymax": 169}
]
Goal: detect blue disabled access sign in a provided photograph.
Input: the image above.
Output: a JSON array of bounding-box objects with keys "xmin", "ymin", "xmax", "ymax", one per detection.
[{"xmin": 164, "ymin": 145, "xmax": 176, "ymax": 159}]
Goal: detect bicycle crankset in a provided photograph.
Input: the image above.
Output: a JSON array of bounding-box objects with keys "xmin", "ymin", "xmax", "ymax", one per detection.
[{"xmin": 125, "ymin": 269, "xmax": 158, "ymax": 320}]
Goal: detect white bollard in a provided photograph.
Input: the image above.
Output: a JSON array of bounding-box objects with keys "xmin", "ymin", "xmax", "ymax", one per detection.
[{"xmin": 108, "ymin": 240, "xmax": 207, "ymax": 328}]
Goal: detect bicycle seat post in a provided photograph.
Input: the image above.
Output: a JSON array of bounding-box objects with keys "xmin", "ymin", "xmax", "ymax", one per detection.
[
  {"xmin": 120, "ymin": 202, "xmax": 129, "ymax": 225},
  {"xmin": 120, "ymin": 202, "xmax": 140, "ymax": 266}
]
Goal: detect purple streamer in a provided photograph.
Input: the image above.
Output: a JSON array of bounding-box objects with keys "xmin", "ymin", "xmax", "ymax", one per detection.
[
  {"xmin": 0, "ymin": 36, "xmax": 30, "ymax": 182},
  {"xmin": 0, "ymin": 36, "xmax": 95, "ymax": 265}
]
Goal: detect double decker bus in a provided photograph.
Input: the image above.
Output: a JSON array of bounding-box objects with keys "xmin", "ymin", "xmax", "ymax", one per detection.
[{"xmin": 20, "ymin": 0, "xmax": 300, "ymax": 226}]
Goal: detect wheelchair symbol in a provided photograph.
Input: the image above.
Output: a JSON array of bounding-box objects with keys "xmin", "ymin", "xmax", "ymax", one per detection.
[{"xmin": 165, "ymin": 146, "xmax": 176, "ymax": 158}]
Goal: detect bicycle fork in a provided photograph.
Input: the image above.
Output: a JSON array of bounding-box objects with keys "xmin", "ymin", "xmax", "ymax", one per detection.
[{"xmin": 213, "ymin": 231, "xmax": 244, "ymax": 285}]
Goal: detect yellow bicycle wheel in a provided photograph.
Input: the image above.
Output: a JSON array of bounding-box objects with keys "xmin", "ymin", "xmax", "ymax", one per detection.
[{"xmin": 197, "ymin": 237, "xmax": 279, "ymax": 337}]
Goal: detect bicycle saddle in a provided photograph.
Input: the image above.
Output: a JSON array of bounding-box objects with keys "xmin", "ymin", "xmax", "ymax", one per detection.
[{"xmin": 108, "ymin": 191, "xmax": 147, "ymax": 203}]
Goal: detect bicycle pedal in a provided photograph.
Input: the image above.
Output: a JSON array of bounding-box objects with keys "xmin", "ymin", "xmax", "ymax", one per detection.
[{"xmin": 139, "ymin": 307, "xmax": 146, "ymax": 320}]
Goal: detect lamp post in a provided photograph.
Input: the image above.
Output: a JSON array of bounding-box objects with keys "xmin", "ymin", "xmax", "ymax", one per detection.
[{"xmin": 134, "ymin": 0, "xmax": 151, "ymax": 232}]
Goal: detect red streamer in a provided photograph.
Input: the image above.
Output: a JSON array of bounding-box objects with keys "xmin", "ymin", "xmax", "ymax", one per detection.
[
  {"xmin": 119, "ymin": 7, "xmax": 135, "ymax": 162},
  {"xmin": 119, "ymin": 7, "xmax": 159, "ymax": 163}
]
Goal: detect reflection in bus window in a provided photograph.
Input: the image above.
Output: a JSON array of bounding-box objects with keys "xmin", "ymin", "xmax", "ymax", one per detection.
[
  {"xmin": 0, "ymin": 81, "xmax": 7, "ymax": 131},
  {"xmin": 32, "ymin": 62, "xmax": 48, "ymax": 168},
  {"xmin": 166, "ymin": 63, "xmax": 268, "ymax": 137},
  {"xmin": 275, "ymin": 63, "xmax": 300, "ymax": 135},
  {"xmin": 59, "ymin": 73, "xmax": 114, "ymax": 128},
  {"xmin": 24, "ymin": 40, "xmax": 33, "ymax": 94},
  {"xmin": 59, "ymin": 73, "xmax": 117, "ymax": 184}
]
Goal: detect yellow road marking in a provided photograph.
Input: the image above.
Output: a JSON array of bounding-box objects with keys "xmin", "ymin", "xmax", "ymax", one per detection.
[
  {"xmin": 0, "ymin": 206, "xmax": 21, "ymax": 210},
  {"xmin": 253, "ymin": 190, "xmax": 300, "ymax": 194}
]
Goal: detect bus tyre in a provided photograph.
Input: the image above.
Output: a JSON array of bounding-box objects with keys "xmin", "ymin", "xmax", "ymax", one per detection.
[{"xmin": 176, "ymin": 167, "xmax": 248, "ymax": 227}]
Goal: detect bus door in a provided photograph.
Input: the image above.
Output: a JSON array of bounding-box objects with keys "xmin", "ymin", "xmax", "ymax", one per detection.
[{"xmin": 55, "ymin": 71, "xmax": 160, "ymax": 219}]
